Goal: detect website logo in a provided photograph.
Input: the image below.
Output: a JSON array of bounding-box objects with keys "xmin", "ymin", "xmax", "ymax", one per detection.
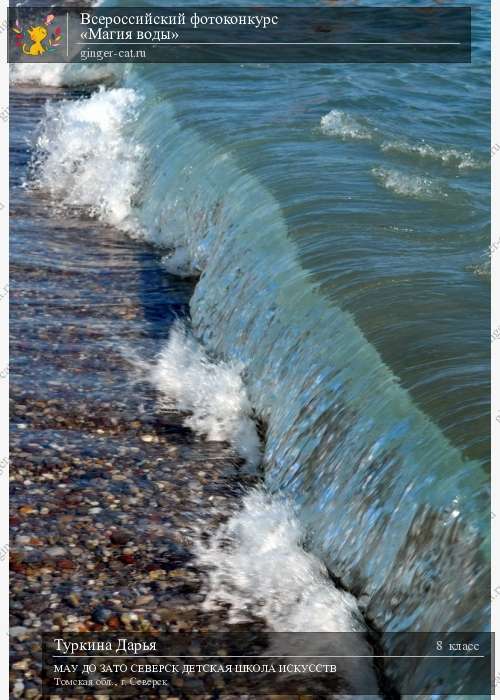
[{"xmin": 12, "ymin": 14, "xmax": 62, "ymax": 57}]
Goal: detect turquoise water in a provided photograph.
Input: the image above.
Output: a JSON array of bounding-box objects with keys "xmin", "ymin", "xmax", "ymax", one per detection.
[
  {"xmin": 112, "ymin": 0, "xmax": 490, "ymax": 634},
  {"xmin": 12, "ymin": 0, "xmax": 490, "ymax": 677},
  {"xmin": 138, "ymin": 32, "xmax": 490, "ymax": 467}
]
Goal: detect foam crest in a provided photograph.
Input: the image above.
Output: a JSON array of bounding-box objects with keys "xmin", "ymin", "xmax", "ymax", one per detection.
[
  {"xmin": 10, "ymin": 63, "xmax": 122, "ymax": 87},
  {"xmin": 371, "ymin": 166, "xmax": 445, "ymax": 200},
  {"xmin": 320, "ymin": 109, "xmax": 373, "ymax": 141},
  {"xmin": 149, "ymin": 324, "xmax": 261, "ymax": 468},
  {"xmin": 197, "ymin": 489, "xmax": 362, "ymax": 632},
  {"xmin": 34, "ymin": 87, "xmax": 143, "ymax": 229},
  {"xmin": 380, "ymin": 139, "xmax": 484, "ymax": 170},
  {"xmin": 197, "ymin": 489, "xmax": 379, "ymax": 693}
]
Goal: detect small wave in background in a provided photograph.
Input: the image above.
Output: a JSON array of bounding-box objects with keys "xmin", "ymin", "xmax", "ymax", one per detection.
[
  {"xmin": 320, "ymin": 109, "xmax": 374, "ymax": 141},
  {"xmin": 371, "ymin": 166, "xmax": 450, "ymax": 200},
  {"xmin": 380, "ymin": 139, "xmax": 485, "ymax": 170}
]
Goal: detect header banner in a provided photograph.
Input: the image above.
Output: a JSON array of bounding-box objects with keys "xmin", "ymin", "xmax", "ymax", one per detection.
[{"xmin": 8, "ymin": 6, "xmax": 471, "ymax": 63}]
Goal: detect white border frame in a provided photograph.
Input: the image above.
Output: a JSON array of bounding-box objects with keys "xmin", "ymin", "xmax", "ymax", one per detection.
[{"xmin": 0, "ymin": 0, "xmax": 9, "ymax": 696}]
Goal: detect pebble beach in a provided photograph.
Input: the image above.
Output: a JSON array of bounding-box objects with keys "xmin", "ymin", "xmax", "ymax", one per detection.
[{"xmin": 9, "ymin": 86, "xmax": 262, "ymax": 699}]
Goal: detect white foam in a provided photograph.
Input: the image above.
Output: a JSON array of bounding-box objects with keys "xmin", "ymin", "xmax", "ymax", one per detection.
[
  {"xmin": 10, "ymin": 63, "xmax": 122, "ymax": 87},
  {"xmin": 160, "ymin": 248, "xmax": 197, "ymax": 278},
  {"xmin": 371, "ymin": 166, "xmax": 445, "ymax": 200},
  {"xmin": 380, "ymin": 139, "xmax": 484, "ymax": 170},
  {"xmin": 320, "ymin": 109, "xmax": 373, "ymax": 141},
  {"xmin": 34, "ymin": 87, "xmax": 143, "ymax": 230},
  {"xmin": 197, "ymin": 489, "xmax": 379, "ymax": 694},
  {"xmin": 149, "ymin": 324, "xmax": 261, "ymax": 468},
  {"xmin": 197, "ymin": 489, "xmax": 362, "ymax": 631}
]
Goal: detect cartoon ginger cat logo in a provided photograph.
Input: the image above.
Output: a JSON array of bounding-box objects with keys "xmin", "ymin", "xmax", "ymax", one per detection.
[
  {"xmin": 23, "ymin": 26, "xmax": 48, "ymax": 55},
  {"xmin": 12, "ymin": 14, "xmax": 62, "ymax": 57}
]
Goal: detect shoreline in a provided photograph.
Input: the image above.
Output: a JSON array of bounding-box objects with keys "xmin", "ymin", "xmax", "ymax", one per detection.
[{"xmin": 10, "ymin": 85, "xmax": 263, "ymax": 699}]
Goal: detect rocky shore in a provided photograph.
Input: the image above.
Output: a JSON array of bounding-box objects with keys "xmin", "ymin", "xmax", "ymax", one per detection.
[{"xmin": 9, "ymin": 87, "xmax": 261, "ymax": 699}]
